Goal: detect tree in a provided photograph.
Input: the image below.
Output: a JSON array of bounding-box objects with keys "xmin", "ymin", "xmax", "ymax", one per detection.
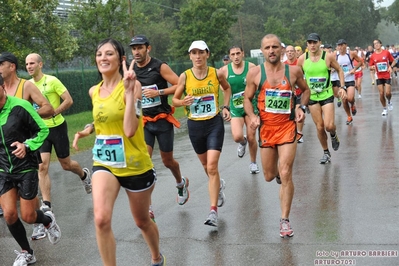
[
  {"xmin": 0, "ymin": 0, "xmax": 78, "ymax": 68},
  {"xmin": 68, "ymin": 0, "xmax": 132, "ymax": 61},
  {"xmin": 170, "ymin": 0, "xmax": 243, "ymax": 65}
]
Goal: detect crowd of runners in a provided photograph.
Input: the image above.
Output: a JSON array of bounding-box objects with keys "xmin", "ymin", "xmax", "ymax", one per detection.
[{"xmin": 0, "ymin": 32, "xmax": 397, "ymax": 266}]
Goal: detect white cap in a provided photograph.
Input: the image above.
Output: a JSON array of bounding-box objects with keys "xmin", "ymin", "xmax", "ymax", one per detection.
[
  {"xmin": 281, "ymin": 43, "xmax": 286, "ymax": 48},
  {"xmin": 188, "ymin": 40, "xmax": 209, "ymax": 52}
]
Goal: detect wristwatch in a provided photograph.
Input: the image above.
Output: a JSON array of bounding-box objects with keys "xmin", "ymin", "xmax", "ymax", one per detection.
[
  {"xmin": 340, "ymin": 86, "xmax": 347, "ymax": 90},
  {"xmin": 24, "ymin": 143, "xmax": 30, "ymax": 153},
  {"xmin": 222, "ymin": 105, "xmax": 230, "ymax": 111},
  {"xmin": 299, "ymin": 105, "xmax": 307, "ymax": 113},
  {"xmin": 159, "ymin": 89, "xmax": 165, "ymax": 96}
]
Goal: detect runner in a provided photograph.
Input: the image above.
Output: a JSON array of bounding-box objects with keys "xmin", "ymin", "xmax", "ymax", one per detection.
[
  {"xmin": 296, "ymin": 33, "xmax": 347, "ymax": 164},
  {"xmin": 353, "ymin": 48, "xmax": 365, "ymax": 99},
  {"xmin": 172, "ymin": 40, "xmax": 231, "ymax": 227},
  {"xmin": 368, "ymin": 39, "xmax": 395, "ymax": 116},
  {"xmin": 284, "ymin": 45, "xmax": 306, "ymax": 143},
  {"xmin": 25, "ymin": 53, "xmax": 92, "ymax": 240},
  {"xmin": 244, "ymin": 34, "xmax": 310, "ymax": 237},
  {"xmin": 365, "ymin": 45, "xmax": 376, "ymax": 85},
  {"xmin": 330, "ymin": 39, "xmax": 363, "ymax": 125},
  {"xmin": 219, "ymin": 46, "xmax": 259, "ymax": 173},
  {"xmin": 72, "ymin": 38, "xmax": 164, "ymax": 266},
  {"xmin": 0, "ymin": 52, "xmax": 54, "ymax": 221},
  {"xmin": 0, "ymin": 74, "xmax": 61, "ymax": 265},
  {"xmin": 129, "ymin": 35, "xmax": 189, "ymax": 220}
]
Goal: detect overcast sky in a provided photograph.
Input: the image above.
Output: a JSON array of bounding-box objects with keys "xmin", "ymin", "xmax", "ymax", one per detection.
[{"xmin": 381, "ymin": 0, "xmax": 394, "ymax": 7}]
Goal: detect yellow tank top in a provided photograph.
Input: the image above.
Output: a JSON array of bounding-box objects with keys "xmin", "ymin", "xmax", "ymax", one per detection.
[
  {"xmin": 92, "ymin": 80, "xmax": 153, "ymax": 176},
  {"xmin": 14, "ymin": 79, "xmax": 26, "ymax": 99},
  {"xmin": 184, "ymin": 67, "xmax": 220, "ymax": 121}
]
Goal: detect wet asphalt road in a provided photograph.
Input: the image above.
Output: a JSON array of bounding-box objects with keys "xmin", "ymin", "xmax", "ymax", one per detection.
[{"xmin": 0, "ymin": 69, "xmax": 398, "ymax": 266}]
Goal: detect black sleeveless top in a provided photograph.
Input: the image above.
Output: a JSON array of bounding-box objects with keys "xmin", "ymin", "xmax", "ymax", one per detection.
[{"xmin": 134, "ymin": 58, "xmax": 171, "ymax": 117}]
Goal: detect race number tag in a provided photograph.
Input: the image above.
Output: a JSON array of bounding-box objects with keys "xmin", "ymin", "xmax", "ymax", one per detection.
[
  {"xmin": 309, "ymin": 77, "xmax": 327, "ymax": 93},
  {"xmin": 341, "ymin": 64, "xmax": 349, "ymax": 73},
  {"xmin": 141, "ymin": 84, "xmax": 161, "ymax": 108},
  {"xmin": 232, "ymin": 91, "xmax": 244, "ymax": 108},
  {"xmin": 190, "ymin": 94, "xmax": 217, "ymax": 118},
  {"xmin": 376, "ymin": 62, "xmax": 388, "ymax": 72},
  {"xmin": 92, "ymin": 135, "xmax": 126, "ymax": 168},
  {"xmin": 265, "ymin": 89, "xmax": 291, "ymax": 114}
]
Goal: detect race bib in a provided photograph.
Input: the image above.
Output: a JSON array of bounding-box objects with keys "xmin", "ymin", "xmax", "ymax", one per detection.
[
  {"xmin": 309, "ymin": 77, "xmax": 327, "ymax": 93},
  {"xmin": 341, "ymin": 64, "xmax": 349, "ymax": 73},
  {"xmin": 92, "ymin": 135, "xmax": 126, "ymax": 168},
  {"xmin": 190, "ymin": 94, "xmax": 217, "ymax": 118},
  {"xmin": 265, "ymin": 89, "xmax": 292, "ymax": 114},
  {"xmin": 232, "ymin": 91, "xmax": 244, "ymax": 108},
  {"xmin": 141, "ymin": 84, "xmax": 161, "ymax": 108},
  {"xmin": 376, "ymin": 62, "xmax": 388, "ymax": 72}
]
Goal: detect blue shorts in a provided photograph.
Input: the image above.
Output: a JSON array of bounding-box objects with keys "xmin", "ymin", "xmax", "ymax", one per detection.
[
  {"xmin": 187, "ymin": 114, "xmax": 225, "ymax": 154},
  {"xmin": 144, "ymin": 119, "xmax": 174, "ymax": 152}
]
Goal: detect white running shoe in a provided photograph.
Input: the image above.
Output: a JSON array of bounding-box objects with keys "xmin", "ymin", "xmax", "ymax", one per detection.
[
  {"xmin": 44, "ymin": 211, "xmax": 61, "ymax": 244},
  {"xmin": 13, "ymin": 250, "xmax": 36, "ymax": 266},
  {"xmin": 388, "ymin": 102, "xmax": 393, "ymax": 111},
  {"xmin": 31, "ymin": 223, "xmax": 46, "ymax": 240},
  {"xmin": 237, "ymin": 137, "xmax": 247, "ymax": 158},
  {"xmin": 217, "ymin": 179, "xmax": 226, "ymax": 207},
  {"xmin": 249, "ymin": 163, "xmax": 260, "ymax": 174},
  {"xmin": 382, "ymin": 109, "xmax": 388, "ymax": 116},
  {"xmin": 204, "ymin": 210, "xmax": 218, "ymax": 227},
  {"xmin": 82, "ymin": 168, "xmax": 92, "ymax": 194},
  {"xmin": 177, "ymin": 177, "xmax": 189, "ymax": 205}
]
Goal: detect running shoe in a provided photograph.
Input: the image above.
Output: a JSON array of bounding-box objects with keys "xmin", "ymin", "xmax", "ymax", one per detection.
[
  {"xmin": 82, "ymin": 168, "xmax": 92, "ymax": 194},
  {"xmin": 249, "ymin": 163, "xmax": 260, "ymax": 174},
  {"xmin": 204, "ymin": 210, "xmax": 218, "ymax": 227},
  {"xmin": 337, "ymin": 98, "xmax": 342, "ymax": 107},
  {"xmin": 382, "ymin": 109, "xmax": 388, "ymax": 116},
  {"xmin": 149, "ymin": 208, "xmax": 155, "ymax": 223},
  {"xmin": 372, "ymin": 81, "xmax": 375, "ymax": 85},
  {"xmin": 388, "ymin": 102, "xmax": 393, "ymax": 111},
  {"xmin": 40, "ymin": 201, "xmax": 52, "ymax": 212},
  {"xmin": 346, "ymin": 116, "xmax": 353, "ymax": 125},
  {"xmin": 13, "ymin": 250, "xmax": 36, "ymax": 266},
  {"xmin": 297, "ymin": 136, "xmax": 304, "ymax": 143},
  {"xmin": 217, "ymin": 179, "xmax": 226, "ymax": 207},
  {"xmin": 0, "ymin": 206, "xmax": 3, "ymax": 216},
  {"xmin": 44, "ymin": 211, "xmax": 61, "ymax": 244},
  {"xmin": 275, "ymin": 175, "xmax": 281, "ymax": 185},
  {"xmin": 351, "ymin": 105, "xmax": 357, "ymax": 116},
  {"xmin": 280, "ymin": 218, "xmax": 294, "ymax": 237},
  {"xmin": 151, "ymin": 253, "xmax": 165, "ymax": 266},
  {"xmin": 31, "ymin": 223, "xmax": 46, "ymax": 240},
  {"xmin": 331, "ymin": 134, "xmax": 340, "ymax": 151},
  {"xmin": 177, "ymin": 177, "xmax": 189, "ymax": 205},
  {"xmin": 237, "ymin": 137, "xmax": 247, "ymax": 158},
  {"xmin": 319, "ymin": 153, "xmax": 331, "ymax": 164},
  {"xmin": 358, "ymin": 94, "xmax": 362, "ymax": 99}
]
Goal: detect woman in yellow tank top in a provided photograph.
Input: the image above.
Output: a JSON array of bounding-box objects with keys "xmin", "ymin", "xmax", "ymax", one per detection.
[
  {"xmin": 72, "ymin": 39, "xmax": 164, "ymax": 266},
  {"xmin": 172, "ymin": 40, "xmax": 232, "ymax": 227}
]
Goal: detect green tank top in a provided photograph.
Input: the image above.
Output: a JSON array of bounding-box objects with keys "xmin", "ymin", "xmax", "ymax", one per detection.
[
  {"xmin": 303, "ymin": 51, "xmax": 333, "ymax": 101},
  {"xmin": 227, "ymin": 61, "xmax": 249, "ymax": 109}
]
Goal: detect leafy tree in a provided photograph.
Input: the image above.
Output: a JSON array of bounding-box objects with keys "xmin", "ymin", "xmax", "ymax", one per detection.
[
  {"xmin": 170, "ymin": 0, "xmax": 243, "ymax": 65},
  {"xmin": 0, "ymin": 0, "xmax": 78, "ymax": 68},
  {"xmin": 68, "ymin": 0, "xmax": 132, "ymax": 61},
  {"xmin": 385, "ymin": 0, "xmax": 399, "ymax": 25}
]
